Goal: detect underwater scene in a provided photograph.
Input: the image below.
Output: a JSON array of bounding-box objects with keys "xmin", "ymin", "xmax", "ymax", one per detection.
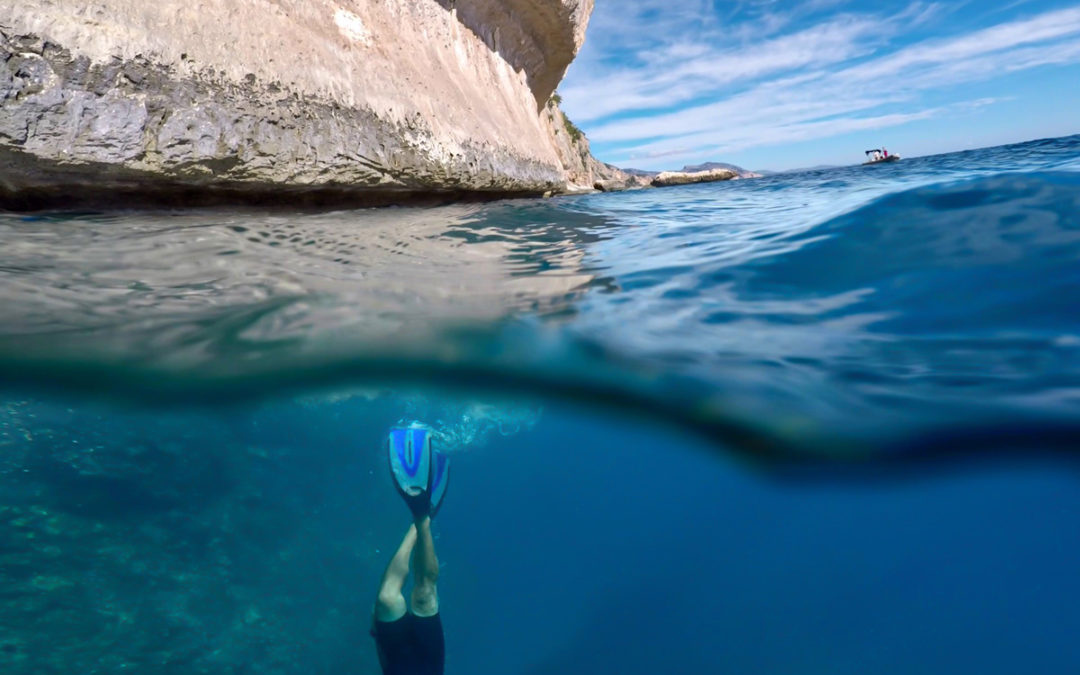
[{"xmin": 2, "ymin": 135, "xmax": 1080, "ymax": 673}]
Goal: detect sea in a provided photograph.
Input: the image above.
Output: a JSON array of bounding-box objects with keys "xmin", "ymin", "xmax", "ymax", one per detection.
[{"xmin": 1, "ymin": 134, "xmax": 1079, "ymax": 673}]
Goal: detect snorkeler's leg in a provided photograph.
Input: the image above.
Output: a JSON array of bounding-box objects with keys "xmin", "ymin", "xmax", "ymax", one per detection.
[
  {"xmin": 409, "ymin": 515, "xmax": 445, "ymax": 671},
  {"xmin": 374, "ymin": 524, "xmax": 417, "ymax": 623},
  {"xmin": 410, "ymin": 516, "xmax": 440, "ymax": 617}
]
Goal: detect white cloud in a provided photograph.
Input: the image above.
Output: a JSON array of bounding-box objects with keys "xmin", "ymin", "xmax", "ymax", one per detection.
[
  {"xmin": 834, "ymin": 5, "xmax": 1080, "ymax": 83},
  {"xmin": 620, "ymin": 99, "xmax": 1001, "ymax": 164},
  {"xmin": 563, "ymin": 3, "xmax": 1080, "ymax": 165},
  {"xmin": 564, "ymin": 12, "xmax": 890, "ymax": 122}
]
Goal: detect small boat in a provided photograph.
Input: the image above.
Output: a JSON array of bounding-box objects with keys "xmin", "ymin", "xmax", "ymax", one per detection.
[{"xmin": 863, "ymin": 148, "xmax": 900, "ymax": 165}]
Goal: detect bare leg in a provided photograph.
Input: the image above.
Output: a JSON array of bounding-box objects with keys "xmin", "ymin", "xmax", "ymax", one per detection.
[
  {"xmin": 410, "ymin": 516, "xmax": 440, "ymax": 617},
  {"xmin": 374, "ymin": 524, "xmax": 417, "ymax": 623}
]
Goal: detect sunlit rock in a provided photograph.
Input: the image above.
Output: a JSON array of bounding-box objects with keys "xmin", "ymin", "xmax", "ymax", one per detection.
[{"xmin": 0, "ymin": 1, "xmax": 598, "ymax": 207}]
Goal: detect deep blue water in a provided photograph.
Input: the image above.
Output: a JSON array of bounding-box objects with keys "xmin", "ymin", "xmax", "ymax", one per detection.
[{"xmin": 1, "ymin": 135, "xmax": 1080, "ymax": 672}]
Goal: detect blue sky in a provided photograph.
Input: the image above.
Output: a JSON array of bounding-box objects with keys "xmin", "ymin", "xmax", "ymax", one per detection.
[{"xmin": 558, "ymin": 1, "xmax": 1080, "ymax": 171}]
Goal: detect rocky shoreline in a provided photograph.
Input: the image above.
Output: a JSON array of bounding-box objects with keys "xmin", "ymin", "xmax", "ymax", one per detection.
[
  {"xmin": 593, "ymin": 166, "xmax": 758, "ymax": 192},
  {"xmin": 0, "ymin": 1, "xmax": 600, "ymax": 210}
]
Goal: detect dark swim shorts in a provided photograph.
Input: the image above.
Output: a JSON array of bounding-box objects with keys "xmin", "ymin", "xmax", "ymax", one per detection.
[{"xmin": 372, "ymin": 613, "xmax": 445, "ymax": 675}]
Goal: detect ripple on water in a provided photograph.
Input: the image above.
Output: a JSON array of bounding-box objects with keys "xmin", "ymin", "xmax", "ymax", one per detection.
[{"xmin": 0, "ymin": 136, "xmax": 1079, "ymax": 456}]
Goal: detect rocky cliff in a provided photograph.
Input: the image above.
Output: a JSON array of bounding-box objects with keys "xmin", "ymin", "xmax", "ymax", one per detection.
[
  {"xmin": 542, "ymin": 95, "xmax": 634, "ymax": 191},
  {"xmin": 0, "ymin": 0, "xmax": 598, "ymax": 208}
]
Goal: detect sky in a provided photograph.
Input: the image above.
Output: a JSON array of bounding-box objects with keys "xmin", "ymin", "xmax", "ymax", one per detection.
[{"xmin": 558, "ymin": 0, "xmax": 1080, "ymax": 172}]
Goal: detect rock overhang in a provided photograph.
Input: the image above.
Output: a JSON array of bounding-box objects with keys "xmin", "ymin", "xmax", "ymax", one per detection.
[{"xmin": 0, "ymin": 0, "xmax": 596, "ymax": 208}]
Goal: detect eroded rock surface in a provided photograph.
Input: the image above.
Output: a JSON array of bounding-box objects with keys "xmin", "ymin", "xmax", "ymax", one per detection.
[{"xmin": 0, "ymin": 1, "xmax": 595, "ymax": 208}]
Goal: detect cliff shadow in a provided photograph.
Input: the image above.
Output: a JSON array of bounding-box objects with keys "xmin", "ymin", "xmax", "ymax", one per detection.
[{"xmin": 432, "ymin": 0, "xmax": 577, "ymax": 106}]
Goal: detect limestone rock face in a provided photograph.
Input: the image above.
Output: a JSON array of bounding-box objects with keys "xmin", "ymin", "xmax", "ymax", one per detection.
[
  {"xmin": 652, "ymin": 168, "xmax": 737, "ymax": 187},
  {"xmin": 0, "ymin": 0, "xmax": 595, "ymax": 207},
  {"xmin": 541, "ymin": 97, "xmax": 634, "ymax": 192}
]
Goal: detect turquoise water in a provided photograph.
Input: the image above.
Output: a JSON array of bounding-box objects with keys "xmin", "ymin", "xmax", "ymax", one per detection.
[{"xmin": 1, "ymin": 135, "xmax": 1080, "ymax": 672}]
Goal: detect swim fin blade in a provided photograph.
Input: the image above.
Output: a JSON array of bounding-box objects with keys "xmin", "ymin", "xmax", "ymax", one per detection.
[
  {"xmin": 429, "ymin": 450, "xmax": 450, "ymax": 518},
  {"xmin": 387, "ymin": 425, "xmax": 432, "ymax": 517}
]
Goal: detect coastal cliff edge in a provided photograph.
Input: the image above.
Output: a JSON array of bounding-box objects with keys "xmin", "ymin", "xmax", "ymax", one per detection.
[{"xmin": 0, "ymin": 0, "xmax": 608, "ymax": 209}]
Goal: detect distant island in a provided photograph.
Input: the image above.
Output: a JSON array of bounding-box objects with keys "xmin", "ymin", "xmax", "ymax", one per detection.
[
  {"xmin": 679, "ymin": 162, "xmax": 763, "ymax": 178},
  {"xmin": 623, "ymin": 161, "xmax": 761, "ymax": 179}
]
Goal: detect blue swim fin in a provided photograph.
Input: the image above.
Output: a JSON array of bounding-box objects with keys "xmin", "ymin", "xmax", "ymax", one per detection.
[
  {"xmin": 387, "ymin": 425, "xmax": 432, "ymax": 519},
  {"xmin": 429, "ymin": 450, "xmax": 450, "ymax": 518}
]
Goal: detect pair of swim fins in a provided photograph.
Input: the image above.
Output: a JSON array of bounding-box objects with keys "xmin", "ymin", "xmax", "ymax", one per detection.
[{"xmin": 387, "ymin": 425, "xmax": 449, "ymax": 519}]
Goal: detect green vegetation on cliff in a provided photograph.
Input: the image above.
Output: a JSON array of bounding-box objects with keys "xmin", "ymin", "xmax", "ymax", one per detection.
[{"xmin": 549, "ymin": 92, "xmax": 584, "ymax": 143}]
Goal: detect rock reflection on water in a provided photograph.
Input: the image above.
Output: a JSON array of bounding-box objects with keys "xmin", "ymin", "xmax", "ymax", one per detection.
[{"xmin": 0, "ymin": 202, "xmax": 612, "ymax": 364}]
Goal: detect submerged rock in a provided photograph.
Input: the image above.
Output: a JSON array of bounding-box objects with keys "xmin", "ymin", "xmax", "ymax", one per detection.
[
  {"xmin": 0, "ymin": 397, "xmax": 397, "ymax": 673},
  {"xmin": 651, "ymin": 168, "xmax": 738, "ymax": 187},
  {"xmin": 0, "ymin": 1, "xmax": 598, "ymax": 208}
]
